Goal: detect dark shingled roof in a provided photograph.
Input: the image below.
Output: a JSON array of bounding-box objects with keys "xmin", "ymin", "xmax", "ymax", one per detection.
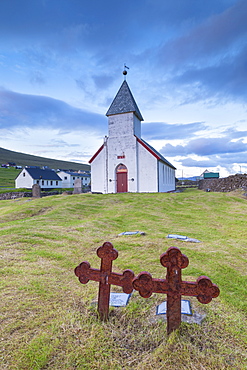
[
  {"xmin": 25, "ymin": 168, "xmax": 62, "ymax": 180},
  {"xmin": 106, "ymin": 80, "xmax": 143, "ymax": 121}
]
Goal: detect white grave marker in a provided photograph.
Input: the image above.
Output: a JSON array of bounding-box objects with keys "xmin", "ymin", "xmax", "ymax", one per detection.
[
  {"xmin": 109, "ymin": 293, "xmax": 131, "ymax": 307},
  {"xmin": 156, "ymin": 299, "xmax": 192, "ymax": 315}
]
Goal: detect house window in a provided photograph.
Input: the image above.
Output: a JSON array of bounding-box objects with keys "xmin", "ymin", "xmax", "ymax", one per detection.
[
  {"xmin": 47, "ymin": 181, "xmax": 48, "ymax": 185},
  {"xmin": 50, "ymin": 181, "xmax": 53, "ymax": 185},
  {"xmin": 42, "ymin": 180, "xmax": 44, "ymax": 185},
  {"xmin": 64, "ymin": 176, "xmax": 67, "ymax": 180},
  {"xmin": 56, "ymin": 181, "xmax": 58, "ymax": 185},
  {"xmin": 37, "ymin": 180, "xmax": 39, "ymax": 184},
  {"xmin": 23, "ymin": 172, "xmax": 25, "ymax": 177},
  {"xmin": 73, "ymin": 177, "xmax": 75, "ymax": 180}
]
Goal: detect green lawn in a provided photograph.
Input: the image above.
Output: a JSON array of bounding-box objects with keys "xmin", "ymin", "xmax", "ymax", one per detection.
[
  {"xmin": 0, "ymin": 167, "xmax": 21, "ymax": 187},
  {"xmin": 0, "ymin": 189, "xmax": 246, "ymax": 369}
]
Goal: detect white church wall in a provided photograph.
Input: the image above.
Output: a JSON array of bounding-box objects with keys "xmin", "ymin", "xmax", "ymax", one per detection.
[
  {"xmin": 137, "ymin": 142, "xmax": 158, "ymax": 192},
  {"xmin": 158, "ymin": 162, "xmax": 176, "ymax": 192},
  {"xmin": 90, "ymin": 146, "xmax": 107, "ymax": 193},
  {"xmin": 107, "ymin": 136, "xmax": 138, "ymax": 193},
  {"xmin": 133, "ymin": 115, "xmax": 141, "ymax": 138},
  {"xmin": 107, "ymin": 113, "xmax": 139, "ymax": 193},
  {"xmin": 108, "ymin": 112, "xmax": 139, "ymax": 138}
]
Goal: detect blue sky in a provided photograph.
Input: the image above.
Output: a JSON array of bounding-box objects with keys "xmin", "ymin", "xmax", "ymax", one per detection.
[{"xmin": 0, "ymin": 0, "xmax": 247, "ymax": 177}]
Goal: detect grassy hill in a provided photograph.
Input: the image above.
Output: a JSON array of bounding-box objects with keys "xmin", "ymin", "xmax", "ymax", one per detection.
[
  {"xmin": 0, "ymin": 189, "xmax": 246, "ymax": 369},
  {"xmin": 0, "ymin": 167, "xmax": 21, "ymax": 187},
  {"xmin": 0, "ymin": 147, "xmax": 90, "ymax": 171}
]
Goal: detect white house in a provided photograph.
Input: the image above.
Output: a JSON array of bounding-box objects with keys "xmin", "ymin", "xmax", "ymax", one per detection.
[
  {"xmin": 15, "ymin": 168, "xmax": 62, "ymax": 189},
  {"xmin": 89, "ymin": 78, "xmax": 176, "ymax": 193},
  {"xmin": 57, "ymin": 171, "xmax": 91, "ymax": 188}
]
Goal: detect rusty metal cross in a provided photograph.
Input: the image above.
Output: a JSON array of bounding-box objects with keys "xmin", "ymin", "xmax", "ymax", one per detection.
[
  {"xmin": 132, "ymin": 246, "xmax": 220, "ymax": 334},
  {"xmin": 74, "ymin": 241, "xmax": 135, "ymax": 321}
]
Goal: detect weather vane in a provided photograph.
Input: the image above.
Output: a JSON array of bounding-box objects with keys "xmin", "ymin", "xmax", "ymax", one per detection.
[{"xmin": 123, "ymin": 64, "xmax": 129, "ymax": 79}]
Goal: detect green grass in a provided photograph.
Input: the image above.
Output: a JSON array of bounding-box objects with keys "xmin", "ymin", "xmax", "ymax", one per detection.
[
  {"xmin": 0, "ymin": 167, "xmax": 21, "ymax": 187},
  {"xmin": 0, "ymin": 189, "xmax": 246, "ymax": 369}
]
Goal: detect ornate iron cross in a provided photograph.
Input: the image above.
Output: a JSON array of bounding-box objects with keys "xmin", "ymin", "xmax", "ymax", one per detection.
[
  {"xmin": 132, "ymin": 246, "xmax": 220, "ymax": 334},
  {"xmin": 74, "ymin": 242, "xmax": 135, "ymax": 321}
]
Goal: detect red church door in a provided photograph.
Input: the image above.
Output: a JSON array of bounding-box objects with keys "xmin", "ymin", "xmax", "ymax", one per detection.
[{"xmin": 116, "ymin": 164, "xmax": 128, "ymax": 193}]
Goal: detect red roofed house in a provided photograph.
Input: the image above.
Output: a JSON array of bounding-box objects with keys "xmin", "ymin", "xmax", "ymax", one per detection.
[{"xmin": 89, "ymin": 78, "xmax": 176, "ymax": 193}]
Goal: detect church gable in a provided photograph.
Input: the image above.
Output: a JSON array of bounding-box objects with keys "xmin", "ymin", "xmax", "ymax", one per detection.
[
  {"xmin": 89, "ymin": 144, "xmax": 104, "ymax": 164},
  {"xmin": 137, "ymin": 138, "xmax": 176, "ymax": 169}
]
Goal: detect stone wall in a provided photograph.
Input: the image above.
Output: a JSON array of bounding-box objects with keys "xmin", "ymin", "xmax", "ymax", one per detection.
[
  {"xmin": 198, "ymin": 174, "xmax": 247, "ymax": 192},
  {"xmin": 0, "ymin": 192, "xmax": 32, "ymax": 200},
  {"xmin": 0, "ymin": 190, "xmax": 61, "ymax": 201}
]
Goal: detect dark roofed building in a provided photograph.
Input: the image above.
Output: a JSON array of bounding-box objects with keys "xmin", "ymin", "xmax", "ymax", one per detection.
[{"xmin": 15, "ymin": 168, "xmax": 62, "ymax": 189}]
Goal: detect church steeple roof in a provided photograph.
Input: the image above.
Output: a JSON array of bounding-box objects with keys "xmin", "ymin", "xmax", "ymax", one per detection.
[{"xmin": 106, "ymin": 80, "xmax": 144, "ymax": 121}]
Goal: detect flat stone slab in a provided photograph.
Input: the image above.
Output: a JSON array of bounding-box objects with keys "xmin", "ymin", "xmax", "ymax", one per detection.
[
  {"xmin": 156, "ymin": 299, "xmax": 206, "ymax": 325},
  {"xmin": 167, "ymin": 234, "xmax": 201, "ymax": 243},
  {"xmin": 156, "ymin": 311, "xmax": 206, "ymax": 325},
  {"xmin": 181, "ymin": 311, "xmax": 206, "ymax": 325},
  {"xmin": 118, "ymin": 231, "xmax": 146, "ymax": 236}
]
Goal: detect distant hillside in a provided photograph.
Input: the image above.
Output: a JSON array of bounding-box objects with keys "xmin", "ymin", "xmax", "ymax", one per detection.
[{"xmin": 0, "ymin": 147, "xmax": 90, "ymax": 172}]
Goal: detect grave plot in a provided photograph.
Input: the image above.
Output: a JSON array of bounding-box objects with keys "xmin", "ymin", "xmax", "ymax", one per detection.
[{"xmin": 75, "ymin": 242, "xmax": 220, "ymax": 334}]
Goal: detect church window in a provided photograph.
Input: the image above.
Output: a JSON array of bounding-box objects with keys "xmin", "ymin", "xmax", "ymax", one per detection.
[{"xmin": 116, "ymin": 164, "xmax": 127, "ymax": 172}]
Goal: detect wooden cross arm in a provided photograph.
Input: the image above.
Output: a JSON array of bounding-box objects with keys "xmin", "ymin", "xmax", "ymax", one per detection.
[
  {"xmin": 181, "ymin": 276, "xmax": 220, "ymax": 304},
  {"xmin": 132, "ymin": 272, "xmax": 220, "ymax": 303},
  {"xmin": 109, "ymin": 269, "xmax": 135, "ymax": 294},
  {"xmin": 74, "ymin": 262, "xmax": 135, "ymax": 294},
  {"xmin": 132, "ymin": 272, "xmax": 169, "ymax": 298},
  {"xmin": 74, "ymin": 261, "xmax": 100, "ymax": 284}
]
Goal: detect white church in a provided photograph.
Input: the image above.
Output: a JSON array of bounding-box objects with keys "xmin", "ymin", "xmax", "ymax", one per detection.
[{"xmin": 89, "ymin": 76, "xmax": 176, "ymax": 193}]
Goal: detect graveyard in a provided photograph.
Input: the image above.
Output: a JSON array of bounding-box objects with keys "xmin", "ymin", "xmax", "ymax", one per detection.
[{"xmin": 0, "ymin": 189, "xmax": 246, "ymax": 369}]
